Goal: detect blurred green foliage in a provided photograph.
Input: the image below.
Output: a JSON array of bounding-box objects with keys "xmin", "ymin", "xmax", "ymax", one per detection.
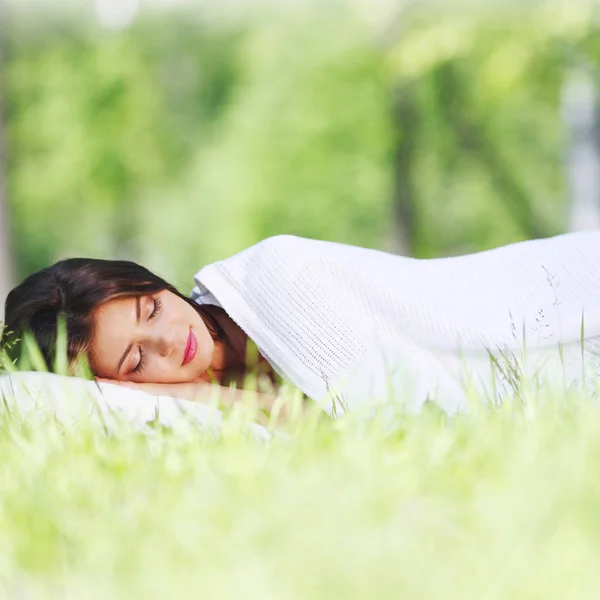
[{"xmin": 4, "ymin": 0, "xmax": 600, "ymax": 289}]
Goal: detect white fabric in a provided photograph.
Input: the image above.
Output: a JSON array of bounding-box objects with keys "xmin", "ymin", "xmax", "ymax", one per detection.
[
  {"xmin": 0, "ymin": 371, "xmax": 272, "ymax": 440},
  {"xmin": 191, "ymin": 233, "xmax": 600, "ymax": 415}
]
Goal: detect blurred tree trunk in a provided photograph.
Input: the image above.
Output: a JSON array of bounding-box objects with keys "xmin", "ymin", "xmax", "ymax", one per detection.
[
  {"xmin": 435, "ymin": 62, "xmax": 549, "ymax": 240},
  {"xmin": 386, "ymin": 83, "xmax": 417, "ymax": 256},
  {"xmin": 0, "ymin": 1, "xmax": 14, "ymax": 323},
  {"xmin": 113, "ymin": 193, "xmax": 138, "ymax": 261},
  {"xmin": 561, "ymin": 68, "xmax": 600, "ymax": 231},
  {"xmin": 377, "ymin": 2, "xmax": 421, "ymax": 257}
]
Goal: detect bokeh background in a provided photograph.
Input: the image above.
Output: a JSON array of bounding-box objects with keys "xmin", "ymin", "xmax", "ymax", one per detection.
[{"xmin": 2, "ymin": 0, "xmax": 600, "ymax": 319}]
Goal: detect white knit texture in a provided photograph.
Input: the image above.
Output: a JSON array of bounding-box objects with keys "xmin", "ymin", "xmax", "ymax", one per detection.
[{"xmin": 191, "ymin": 233, "xmax": 600, "ymax": 415}]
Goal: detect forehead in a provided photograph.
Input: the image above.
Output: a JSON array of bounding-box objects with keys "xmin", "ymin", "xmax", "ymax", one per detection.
[
  {"xmin": 91, "ymin": 296, "xmax": 137, "ymax": 361},
  {"xmin": 94, "ymin": 296, "xmax": 137, "ymax": 331}
]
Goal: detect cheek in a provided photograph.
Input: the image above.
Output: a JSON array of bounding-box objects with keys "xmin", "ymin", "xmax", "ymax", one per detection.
[{"xmin": 193, "ymin": 321, "xmax": 215, "ymax": 370}]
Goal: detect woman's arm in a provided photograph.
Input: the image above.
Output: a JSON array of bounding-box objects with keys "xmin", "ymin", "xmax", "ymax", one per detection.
[{"xmin": 96, "ymin": 379, "xmax": 290, "ymax": 427}]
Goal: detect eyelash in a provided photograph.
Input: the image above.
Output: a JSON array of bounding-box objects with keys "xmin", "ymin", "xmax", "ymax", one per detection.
[
  {"xmin": 132, "ymin": 297, "xmax": 162, "ymax": 375},
  {"xmin": 132, "ymin": 350, "xmax": 147, "ymax": 375},
  {"xmin": 150, "ymin": 297, "xmax": 162, "ymax": 320}
]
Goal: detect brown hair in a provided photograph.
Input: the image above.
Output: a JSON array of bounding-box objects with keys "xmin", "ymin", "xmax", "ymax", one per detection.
[{"xmin": 1, "ymin": 258, "xmax": 225, "ymax": 373}]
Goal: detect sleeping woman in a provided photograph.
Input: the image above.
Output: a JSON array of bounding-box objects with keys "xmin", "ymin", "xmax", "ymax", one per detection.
[
  {"xmin": 1, "ymin": 254, "xmax": 284, "ymax": 420},
  {"xmin": 2, "ymin": 232, "xmax": 600, "ymax": 418}
]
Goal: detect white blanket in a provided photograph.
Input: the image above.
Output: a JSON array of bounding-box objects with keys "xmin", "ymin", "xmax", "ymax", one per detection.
[
  {"xmin": 191, "ymin": 233, "xmax": 600, "ymax": 414},
  {"xmin": 0, "ymin": 371, "xmax": 272, "ymax": 439}
]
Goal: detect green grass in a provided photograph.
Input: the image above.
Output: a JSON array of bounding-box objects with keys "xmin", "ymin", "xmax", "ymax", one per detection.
[{"xmin": 0, "ymin": 384, "xmax": 598, "ymax": 599}]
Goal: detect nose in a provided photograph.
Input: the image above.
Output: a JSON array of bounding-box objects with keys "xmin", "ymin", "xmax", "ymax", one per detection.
[{"xmin": 150, "ymin": 330, "xmax": 177, "ymax": 358}]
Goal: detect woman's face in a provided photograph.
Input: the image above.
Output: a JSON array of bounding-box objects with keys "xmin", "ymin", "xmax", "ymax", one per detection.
[{"xmin": 90, "ymin": 290, "xmax": 215, "ymax": 383}]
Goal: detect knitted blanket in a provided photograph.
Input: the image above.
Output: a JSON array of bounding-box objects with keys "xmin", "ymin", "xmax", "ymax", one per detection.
[{"xmin": 191, "ymin": 233, "xmax": 600, "ymax": 414}]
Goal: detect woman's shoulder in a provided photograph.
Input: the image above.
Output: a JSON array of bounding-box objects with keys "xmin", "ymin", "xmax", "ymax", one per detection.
[
  {"xmin": 204, "ymin": 235, "xmax": 326, "ymax": 274},
  {"xmin": 244, "ymin": 234, "xmax": 319, "ymax": 255}
]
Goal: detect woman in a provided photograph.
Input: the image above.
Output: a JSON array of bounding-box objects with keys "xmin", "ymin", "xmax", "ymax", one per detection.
[
  {"xmin": 1, "ymin": 255, "xmax": 285, "ymax": 422},
  {"xmin": 3, "ymin": 232, "xmax": 600, "ymax": 417}
]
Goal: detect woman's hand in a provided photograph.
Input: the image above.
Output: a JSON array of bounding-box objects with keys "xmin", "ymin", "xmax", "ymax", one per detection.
[
  {"xmin": 95, "ymin": 378, "xmax": 288, "ymax": 426},
  {"xmin": 96, "ymin": 378, "xmax": 206, "ymax": 400},
  {"xmin": 95, "ymin": 377, "xmax": 137, "ymax": 388}
]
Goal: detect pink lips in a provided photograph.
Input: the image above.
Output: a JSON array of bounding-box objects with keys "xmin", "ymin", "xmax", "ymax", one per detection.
[{"xmin": 182, "ymin": 329, "xmax": 198, "ymax": 366}]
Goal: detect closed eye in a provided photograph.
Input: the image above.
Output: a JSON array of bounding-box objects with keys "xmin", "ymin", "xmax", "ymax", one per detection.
[
  {"xmin": 132, "ymin": 347, "xmax": 147, "ymax": 375},
  {"xmin": 130, "ymin": 297, "xmax": 162, "ymax": 374},
  {"xmin": 149, "ymin": 296, "xmax": 162, "ymax": 320}
]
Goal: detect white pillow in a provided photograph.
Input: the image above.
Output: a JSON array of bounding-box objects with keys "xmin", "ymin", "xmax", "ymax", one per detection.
[{"xmin": 0, "ymin": 371, "xmax": 272, "ymax": 440}]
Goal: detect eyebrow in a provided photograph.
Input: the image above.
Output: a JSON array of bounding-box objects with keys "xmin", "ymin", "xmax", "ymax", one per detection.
[{"xmin": 116, "ymin": 296, "xmax": 141, "ymax": 374}]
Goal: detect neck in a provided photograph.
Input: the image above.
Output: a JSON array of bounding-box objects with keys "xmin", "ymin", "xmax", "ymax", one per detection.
[
  {"xmin": 199, "ymin": 305, "xmax": 277, "ymax": 388},
  {"xmin": 200, "ymin": 305, "xmax": 248, "ymax": 382}
]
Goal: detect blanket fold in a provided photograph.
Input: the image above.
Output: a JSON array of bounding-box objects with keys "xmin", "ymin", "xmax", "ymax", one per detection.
[{"xmin": 192, "ymin": 233, "xmax": 600, "ymax": 414}]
